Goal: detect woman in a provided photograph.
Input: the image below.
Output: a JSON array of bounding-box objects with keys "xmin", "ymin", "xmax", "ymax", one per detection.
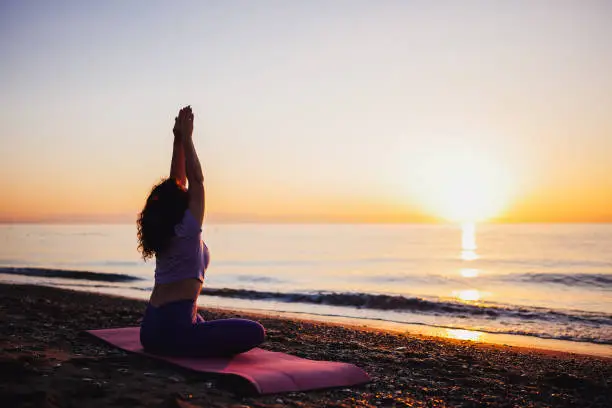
[{"xmin": 137, "ymin": 106, "xmax": 265, "ymax": 357}]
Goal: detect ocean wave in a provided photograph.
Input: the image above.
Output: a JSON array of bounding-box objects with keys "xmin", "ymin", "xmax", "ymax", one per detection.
[
  {"xmin": 215, "ymin": 259, "xmax": 320, "ymax": 267},
  {"xmin": 489, "ymin": 328, "xmax": 611, "ymax": 345},
  {"xmin": 200, "ymin": 287, "xmax": 612, "ymax": 327},
  {"xmin": 232, "ymin": 275, "xmax": 284, "ymax": 283},
  {"xmin": 509, "ymin": 273, "xmax": 612, "ymax": 288},
  {"xmin": 49, "ymin": 282, "xmax": 151, "ymax": 291},
  {"xmin": 0, "ymin": 267, "xmax": 142, "ymax": 282},
  {"xmin": 362, "ymin": 275, "xmax": 452, "ymax": 284},
  {"xmin": 83, "ymin": 260, "xmax": 143, "ymax": 267},
  {"xmin": 477, "ymin": 258, "xmax": 612, "ymax": 269},
  {"xmin": 265, "ymin": 309, "xmax": 611, "ymax": 345}
]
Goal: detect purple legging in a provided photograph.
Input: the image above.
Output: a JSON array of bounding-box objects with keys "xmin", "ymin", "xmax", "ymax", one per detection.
[{"xmin": 140, "ymin": 299, "xmax": 265, "ymax": 357}]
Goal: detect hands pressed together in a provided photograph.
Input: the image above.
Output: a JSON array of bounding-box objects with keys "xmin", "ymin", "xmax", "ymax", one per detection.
[
  {"xmin": 173, "ymin": 106, "xmax": 194, "ymax": 141},
  {"xmin": 169, "ymin": 104, "xmax": 205, "ymax": 221}
]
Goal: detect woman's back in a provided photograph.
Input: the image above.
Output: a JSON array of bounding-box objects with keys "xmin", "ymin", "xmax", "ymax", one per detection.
[
  {"xmin": 150, "ymin": 209, "xmax": 210, "ymax": 306},
  {"xmin": 149, "ymin": 209, "xmax": 210, "ymax": 307},
  {"xmin": 139, "ymin": 106, "xmax": 264, "ymax": 358}
]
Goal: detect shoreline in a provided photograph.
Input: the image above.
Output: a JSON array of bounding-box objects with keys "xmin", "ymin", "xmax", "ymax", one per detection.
[
  {"xmin": 1, "ymin": 283, "xmax": 610, "ymax": 407},
  {"xmin": 228, "ymin": 308, "xmax": 612, "ymax": 360},
  {"xmin": 3, "ymin": 273, "xmax": 609, "ymax": 358}
]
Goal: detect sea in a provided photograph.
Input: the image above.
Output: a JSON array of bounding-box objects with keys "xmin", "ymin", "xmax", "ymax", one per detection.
[{"xmin": 1, "ymin": 222, "xmax": 610, "ymax": 357}]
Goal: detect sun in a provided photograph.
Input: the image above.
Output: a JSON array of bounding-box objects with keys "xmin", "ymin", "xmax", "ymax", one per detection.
[{"xmin": 412, "ymin": 148, "xmax": 514, "ymax": 222}]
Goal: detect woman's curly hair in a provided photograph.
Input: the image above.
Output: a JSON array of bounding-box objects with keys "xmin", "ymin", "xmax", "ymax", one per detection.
[{"xmin": 137, "ymin": 178, "xmax": 189, "ymax": 261}]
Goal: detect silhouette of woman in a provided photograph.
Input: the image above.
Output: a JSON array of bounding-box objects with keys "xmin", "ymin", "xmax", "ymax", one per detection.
[{"xmin": 137, "ymin": 106, "xmax": 265, "ymax": 357}]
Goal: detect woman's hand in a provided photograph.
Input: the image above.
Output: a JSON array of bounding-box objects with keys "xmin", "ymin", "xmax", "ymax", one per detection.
[
  {"xmin": 173, "ymin": 115, "xmax": 180, "ymax": 140},
  {"xmin": 176, "ymin": 105, "xmax": 194, "ymax": 141},
  {"xmin": 170, "ymin": 107, "xmax": 188, "ymax": 187}
]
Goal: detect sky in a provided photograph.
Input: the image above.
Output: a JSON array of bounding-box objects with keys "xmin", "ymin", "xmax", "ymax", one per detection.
[{"xmin": 1, "ymin": 0, "xmax": 611, "ymax": 223}]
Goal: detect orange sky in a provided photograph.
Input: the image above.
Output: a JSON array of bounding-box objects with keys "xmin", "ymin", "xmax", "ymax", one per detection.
[{"xmin": 1, "ymin": 1, "xmax": 611, "ymax": 224}]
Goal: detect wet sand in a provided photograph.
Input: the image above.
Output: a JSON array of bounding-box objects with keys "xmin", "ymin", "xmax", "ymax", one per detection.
[{"xmin": 1, "ymin": 284, "xmax": 610, "ymax": 407}]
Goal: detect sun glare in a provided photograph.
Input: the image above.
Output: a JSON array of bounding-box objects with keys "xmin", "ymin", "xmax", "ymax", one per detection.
[
  {"xmin": 413, "ymin": 149, "xmax": 513, "ymax": 222},
  {"xmin": 460, "ymin": 222, "xmax": 480, "ymax": 260},
  {"xmin": 445, "ymin": 329, "xmax": 483, "ymax": 342},
  {"xmin": 461, "ymin": 222, "xmax": 477, "ymax": 250},
  {"xmin": 460, "ymin": 268, "xmax": 479, "ymax": 278},
  {"xmin": 453, "ymin": 289, "xmax": 482, "ymax": 302}
]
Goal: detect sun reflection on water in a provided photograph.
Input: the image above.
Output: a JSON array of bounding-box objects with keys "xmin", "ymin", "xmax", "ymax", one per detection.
[
  {"xmin": 461, "ymin": 222, "xmax": 477, "ymax": 250},
  {"xmin": 460, "ymin": 268, "xmax": 479, "ymax": 278},
  {"xmin": 453, "ymin": 289, "xmax": 482, "ymax": 301},
  {"xmin": 460, "ymin": 222, "xmax": 479, "ymax": 260},
  {"xmin": 445, "ymin": 328, "xmax": 483, "ymax": 342},
  {"xmin": 455, "ymin": 223, "xmax": 485, "ymax": 302},
  {"xmin": 460, "ymin": 250, "xmax": 479, "ymax": 261}
]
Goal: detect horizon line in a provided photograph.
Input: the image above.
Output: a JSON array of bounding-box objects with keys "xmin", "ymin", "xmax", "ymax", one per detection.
[
  {"xmin": 1, "ymin": 219, "xmax": 612, "ymax": 226},
  {"xmin": 2, "ymin": 211, "xmax": 612, "ymax": 225}
]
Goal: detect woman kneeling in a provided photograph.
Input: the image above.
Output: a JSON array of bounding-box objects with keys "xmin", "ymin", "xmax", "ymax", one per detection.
[{"xmin": 137, "ymin": 106, "xmax": 265, "ymax": 357}]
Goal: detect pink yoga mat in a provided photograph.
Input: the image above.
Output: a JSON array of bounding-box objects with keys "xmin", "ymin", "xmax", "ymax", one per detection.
[{"xmin": 87, "ymin": 327, "xmax": 370, "ymax": 394}]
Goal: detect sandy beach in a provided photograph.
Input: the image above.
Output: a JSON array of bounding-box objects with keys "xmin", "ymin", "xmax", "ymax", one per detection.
[{"xmin": 1, "ymin": 283, "xmax": 610, "ymax": 407}]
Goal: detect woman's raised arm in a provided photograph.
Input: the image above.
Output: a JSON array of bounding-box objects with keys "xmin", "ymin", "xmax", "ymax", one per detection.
[
  {"xmin": 178, "ymin": 106, "xmax": 205, "ymax": 224},
  {"xmin": 169, "ymin": 115, "xmax": 187, "ymax": 188}
]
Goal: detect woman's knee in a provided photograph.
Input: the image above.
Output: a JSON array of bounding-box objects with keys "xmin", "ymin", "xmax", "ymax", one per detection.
[
  {"xmin": 247, "ymin": 320, "xmax": 266, "ymax": 346},
  {"xmin": 193, "ymin": 318, "xmax": 265, "ymax": 354},
  {"xmin": 229, "ymin": 318, "xmax": 265, "ymax": 348}
]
